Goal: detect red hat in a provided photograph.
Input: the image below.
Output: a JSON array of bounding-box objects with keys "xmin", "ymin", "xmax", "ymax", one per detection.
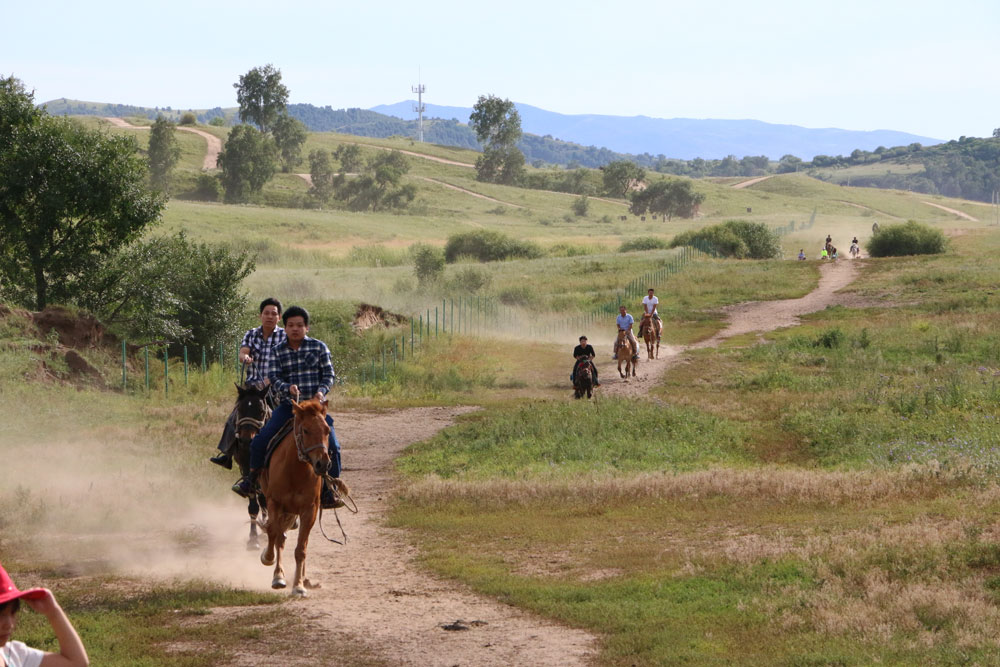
[{"xmin": 0, "ymin": 563, "xmax": 46, "ymax": 605}]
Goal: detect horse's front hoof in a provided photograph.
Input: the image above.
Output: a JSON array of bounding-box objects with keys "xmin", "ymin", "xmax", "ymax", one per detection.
[
  {"xmin": 261, "ymin": 550, "xmax": 275, "ymax": 566},
  {"xmin": 291, "ymin": 586, "xmax": 307, "ymax": 597},
  {"xmin": 246, "ymin": 537, "xmax": 260, "ymax": 551},
  {"xmin": 272, "ymin": 577, "xmax": 287, "ymax": 589}
]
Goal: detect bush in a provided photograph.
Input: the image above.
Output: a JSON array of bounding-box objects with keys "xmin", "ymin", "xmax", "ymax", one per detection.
[
  {"xmin": 866, "ymin": 220, "xmax": 947, "ymax": 257},
  {"xmin": 446, "ymin": 266, "xmax": 492, "ymax": 293},
  {"xmin": 443, "ymin": 230, "xmax": 543, "ymax": 263},
  {"xmin": 208, "ymin": 117, "xmax": 227, "ymax": 127},
  {"xmin": 619, "ymin": 236, "xmax": 669, "ymax": 252},
  {"xmin": 411, "ymin": 243, "xmax": 445, "ymax": 286},
  {"xmin": 571, "ymin": 195, "xmax": 589, "ymax": 217},
  {"xmin": 179, "ymin": 112, "xmax": 197, "ymax": 125},
  {"xmin": 669, "ymin": 220, "xmax": 782, "ymax": 259},
  {"xmin": 193, "ymin": 173, "xmax": 221, "ymax": 201}
]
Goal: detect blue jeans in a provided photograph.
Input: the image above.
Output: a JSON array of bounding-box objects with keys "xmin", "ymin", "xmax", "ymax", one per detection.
[{"xmin": 249, "ymin": 402, "xmax": 342, "ymax": 477}]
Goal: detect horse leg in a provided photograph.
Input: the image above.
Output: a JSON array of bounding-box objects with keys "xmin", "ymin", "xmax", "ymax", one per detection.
[
  {"xmin": 293, "ymin": 506, "xmax": 320, "ymax": 595},
  {"xmin": 247, "ymin": 496, "xmax": 261, "ymax": 551},
  {"xmin": 270, "ymin": 519, "xmax": 287, "ymax": 589}
]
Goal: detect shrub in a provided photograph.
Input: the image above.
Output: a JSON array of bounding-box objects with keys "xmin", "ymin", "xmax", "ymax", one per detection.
[
  {"xmin": 619, "ymin": 236, "xmax": 669, "ymax": 252},
  {"xmin": 497, "ymin": 285, "xmax": 535, "ymax": 305},
  {"xmin": 410, "ymin": 243, "xmax": 445, "ymax": 286},
  {"xmin": 446, "ymin": 266, "xmax": 492, "ymax": 293},
  {"xmin": 443, "ymin": 230, "xmax": 543, "ymax": 263},
  {"xmin": 866, "ymin": 220, "xmax": 947, "ymax": 257},
  {"xmin": 571, "ymin": 195, "xmax": 589, "ymax": 217},
  {"xmin": 193, "ymin": 173, "xmax": 221, "ymax": 201},
  {"xmin": 814, "ymin": 327, "xmax": 844, "ymax": 349},
  {"xmin": 208, "ymin": 117, "xmax": 227, "ymax": 127},
  {"xmin": 179, "ymin": 112, "xmax": 197, "ymax": 125},
  {"xmin": 669, "ymin": 220, "xmax": 782, "ymax": 259}
]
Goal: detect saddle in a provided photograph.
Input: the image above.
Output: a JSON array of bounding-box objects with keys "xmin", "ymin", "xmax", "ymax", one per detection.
[{"xmin": 262, "ymin": 419, "xmax": 295, "ymax": 469}]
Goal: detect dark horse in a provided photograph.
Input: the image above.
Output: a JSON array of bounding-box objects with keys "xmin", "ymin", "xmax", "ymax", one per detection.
[
  {"xmin": 573, "ymin": 359, "xmax": 595, "ymax": 399},
  {"xmin": 232, "ymin": 383, "xmax": 271, "ymax": 550},
  {"xmin": 259, "ymin": 398, "xmax": 335, "ymax": 596}
]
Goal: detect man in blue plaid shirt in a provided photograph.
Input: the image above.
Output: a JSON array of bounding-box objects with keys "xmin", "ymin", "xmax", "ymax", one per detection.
[
  {"xmin": 234, "ymin": 305, "xmax": 343, "ymax": 509},
  {"xmin": 209, "ymin": 297, "xmax": 287, "ymax": 469}
]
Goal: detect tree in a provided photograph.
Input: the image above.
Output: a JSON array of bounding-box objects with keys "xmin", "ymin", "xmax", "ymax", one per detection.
[
  {"xmin": 216, "ymin": 124, "xmax": 277, "ymax": 203},
  {"xmin": 307, "ymin": 149, "xmax": 335, "ymax": 204},
  {"xmin": 0, "ymin": 77, "xmax": 164, "ymax": 310},
  {"xmin": 993, "ymin": 128, "xmax": 1000, "ymax": 139},
  {"xmin": 628, "ymin": 179, "xmax": 705, "ymax": 221},
  {"xmin": 777, "ymin": 154, "xmax": 803, "ymax": 174},
  {"xmin": 147, "ymin": 115, "xmax": 180, "ymax": 192},
  {"xmin": 601, "ymin": 160, "xmax": 645, "ymax": 198},
  {"xmin": 272, "ymin": 114, "xmax": 307, "ymax": 172},
  {"xmin": 469, "ymin": 95, "xmax": 524, "ymax": 184},
  {"xmin": 234, "ymin": 64, "xmax": 289, "ymax": 133},
  {"xmin": 334, "ymin": 150, "xmax": 416, "ymax": 211},
  {"xmin": 411, "ymin": 243, "xmax": 445, "ymax": 286},
  {"xmin": 571, "ymin": 195, "xmax": 589, "ymax": 217},
  {"xmin": 334, "ymin": 144, "xmax": 363, "ymax": 172}
]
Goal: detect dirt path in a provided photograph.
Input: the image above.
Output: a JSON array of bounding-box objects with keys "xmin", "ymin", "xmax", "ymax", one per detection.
[
  {"xmin": 103, "ymin": 117, "xmax": 222, "ymax": 170},
  {"xmin": 731, "ymin": 175, "xmax": 773, "ymax": 189},
  {"xmin": 921, "ymin": 200, "xmax": 979, "ymax": 221},
  {"xmin": 599, "ymin": 260, "xmax": 859, "ymax": 398},
  {"xmin": 241, "ymin": 406, "xmax": 596, "ymax": 666}
]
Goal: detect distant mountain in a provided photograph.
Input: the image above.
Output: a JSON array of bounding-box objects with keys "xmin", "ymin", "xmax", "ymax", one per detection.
[{"xmin": 371, "ymin": 101, "xmax": 942, "ymax": 161}]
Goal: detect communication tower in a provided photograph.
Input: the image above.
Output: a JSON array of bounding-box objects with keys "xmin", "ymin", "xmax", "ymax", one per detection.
[{"xmin": 411, "ymin": 81, "xmax": 426, "ymax": 143}]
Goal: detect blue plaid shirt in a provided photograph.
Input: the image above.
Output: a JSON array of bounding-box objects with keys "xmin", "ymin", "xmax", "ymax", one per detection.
[
  {"xmin": 240, "ymin": 326, "xmax": 286, "ymax": 386},
  {"xmin": 268, "ymin": 336, "xmax": 336, "ymax": 404}
]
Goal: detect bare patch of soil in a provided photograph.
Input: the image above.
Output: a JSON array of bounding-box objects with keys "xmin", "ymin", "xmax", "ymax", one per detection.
[{"xmin": 353, "ymin": 304, "xmax": 407, "ymax": 332}]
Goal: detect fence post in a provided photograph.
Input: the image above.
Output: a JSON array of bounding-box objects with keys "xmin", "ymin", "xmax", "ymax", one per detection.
[
  {"xmin": 450, "ymin": 299, "xmax": 454, "ymax": 334},
  {"xmin": 183, "ymin": 346, "xmax": 189, "ymax": 386},
  {"xmin": 435, "ymin": 306, "xmax": 439, "ymax": 337},
  {"xmin": 382, "ymin": 347, "xmax": 386, "ymax": 379},
  {"xmin": 121, "ymin": 340, "xmax": 127, "ymax": 391},
  {"xmin": 419, "ymin": 314, "xmax": 423, "ymax": 343},
  {"xmin": 163, "ymin": 347, "xmax": 169, "ymax": 398},
  {"xmin": 410, "ymin": 318, "xmax": 415, "ymax": 354},
  {"xmin": 144, "ymin": 347, "xmax": 150, "ymax": 392},
  {"xmin": 202, "ymin": 346, "xmax": 207, "ymax": 373}
]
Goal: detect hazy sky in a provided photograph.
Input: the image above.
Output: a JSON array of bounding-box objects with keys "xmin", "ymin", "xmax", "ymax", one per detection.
[{"xmin": 5, "ymin": 0, "xmax": 998, "ymax": 140}]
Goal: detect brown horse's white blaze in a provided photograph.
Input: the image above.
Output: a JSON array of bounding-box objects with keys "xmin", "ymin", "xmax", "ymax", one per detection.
[
  {"xmin": 259, "ymin": 398, "xmax": 332, "ymax": 597},
  {"xmin": 616, "ymin": 329, "xmax": 638, "ymax": 378},
  {"xmin": 640, "ymin": 314, "xmax": 661, "ymax": 360}
]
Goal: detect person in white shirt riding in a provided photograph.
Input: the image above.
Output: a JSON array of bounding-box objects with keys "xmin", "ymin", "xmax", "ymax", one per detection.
[{"xmin": 640, "ymin": 288, "xmax": 661, "ymax": 339}]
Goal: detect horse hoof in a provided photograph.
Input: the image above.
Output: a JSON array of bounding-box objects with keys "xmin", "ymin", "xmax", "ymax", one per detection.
[
  {"xmin": 246, "ymin": 538, "xmax": 260, "ymax": 551},
  {"xmin": 261, "ymin": 551, "xmax": 275, "ymax": 566},
  {"xmin": 272, "ymin": 578, "xmax": 287, "ymax": 589},
  {"xmin": 291, "ymin": 586, "xmax": 307, "ymax": 597}
]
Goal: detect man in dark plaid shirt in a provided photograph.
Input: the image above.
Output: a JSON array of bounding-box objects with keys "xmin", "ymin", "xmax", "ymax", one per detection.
[
  {"xmin": 209, "ymin": 297, "xmax": 286, "ymax": 469},
  {"xmin": 235, "ymin": 305, "xmax": 343, "ymax": 509}
]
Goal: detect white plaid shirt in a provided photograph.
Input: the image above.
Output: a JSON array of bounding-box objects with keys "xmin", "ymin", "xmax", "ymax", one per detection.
[
  {"xmin": 240, "ymin": 326, "xmax": 286, "ymax": 386},
  {"xmin": 268, "ymin": 336, "xmax": 336, "ymax": 403}
]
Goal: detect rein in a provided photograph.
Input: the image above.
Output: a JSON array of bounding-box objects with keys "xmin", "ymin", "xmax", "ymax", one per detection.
[{"xmin": 318, "ymin": 474, "xmax": 358, "ymax": 545}]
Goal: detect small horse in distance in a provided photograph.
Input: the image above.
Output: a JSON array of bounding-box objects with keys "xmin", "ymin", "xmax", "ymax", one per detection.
[
  {"xmin": 232, "ymin": 383, "xmax": 270, "ymax": 550},
  {"xmin": 259, "ymin": 397, "xmax": 332, "ymax": 596},
  {"xmin": 639, "ymin": 313, "xmax": 660, "ymax": 359},
  {"xmin": 850, "ymin": 243, "xmax": 860, "ymax": 258},
  {"xmin": 616, "ymin": 329, "xmax": 638, "ymax": 379},
  {"xmin": 573, "ymin": 359, "xmax": 595, "ymax": 399}
]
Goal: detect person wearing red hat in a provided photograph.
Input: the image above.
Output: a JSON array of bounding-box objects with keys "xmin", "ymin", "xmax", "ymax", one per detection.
[{"xmin": 0, "ymin": 563, "xmax": 88, "ymax": 667}]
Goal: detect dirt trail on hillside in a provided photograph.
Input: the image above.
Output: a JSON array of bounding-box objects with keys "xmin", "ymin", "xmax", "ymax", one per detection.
[
  {"xmin": 599, "ymin": 259, "xmax": 858, "ymax": 398},
  {"xmin": 921, "ymin": 200, "xmax": 979, "ymax": 221},
  {"xmin": 731, "ymin": 175, "xmax": 774, "ymax": 189},
  {"xmin": 103, "ymin": 117, "xmax": 222, "ymax": 170},
  {"xmin": 236, "ymin": 406, "xmax": 597, "ymax": 666}
]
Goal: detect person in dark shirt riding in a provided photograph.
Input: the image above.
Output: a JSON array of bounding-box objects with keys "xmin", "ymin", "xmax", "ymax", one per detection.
[{"xmin": 572, "ymin": 335, "xmax": 599, "ymax": 387}]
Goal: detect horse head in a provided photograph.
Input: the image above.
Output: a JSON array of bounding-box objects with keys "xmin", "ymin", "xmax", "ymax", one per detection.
[
  {"xmin": 235, "ymin": 383, "xmax": 269, "ymax": 446},
  {"xmin": 291, "ymin": 398, "xmax": 332, "ymax": 478}
]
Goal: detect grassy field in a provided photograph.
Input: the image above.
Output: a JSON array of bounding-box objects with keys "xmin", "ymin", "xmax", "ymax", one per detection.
[{"xmin": 7, "ymin": 117, "xmax": 1000, "ymax": 664}]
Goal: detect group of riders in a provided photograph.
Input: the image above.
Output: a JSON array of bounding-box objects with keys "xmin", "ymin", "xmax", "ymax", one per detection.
[
  {"xmin": 797, "ymin": 234, "xmax": 861, "ymax": 261},
  {"xmin": 570, "ymin": 288, "xmax": 663, "ymax": 388},
  {"xmin": 208, "ymin": 297, "xmax": 344, "ymax": 510}
]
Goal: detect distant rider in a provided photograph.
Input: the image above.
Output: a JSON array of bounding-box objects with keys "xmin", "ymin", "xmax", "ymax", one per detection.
[
  {"xmin": 234, "ymin": 305, "xmax": 343, "ymax": 509},
  {"xmin": 613, "ymin": 305, "xmax": 639, "ymax": 359},
  {"xmin": 572, "ymin": 335, "xmax": 599, "ymax": 387},
  {"xmin": 798, "ymin": 249, "xmax": 806, "ymax": 260},
  {"xmin": 210, "ymin": 297, "xmax": 286, "ymax": 470}
]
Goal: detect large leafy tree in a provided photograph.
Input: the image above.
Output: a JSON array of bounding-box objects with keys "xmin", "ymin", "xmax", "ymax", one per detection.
[
  {"xmin": 307, "ymin": 148, "xmax": 336, "ymax": 204},
  {"xmin": 629, "ymin": 179, "xmax": 705, "ymax": 221},
  {"xmin": 333, "ymin": 150, "xmax": 416, "ymax": 211},
  {"xmin": 147, "ymin": 115, "xmax": 180, "ymax": 192},
  {"xmin": 233, "ymin": 64, "xmax": 289, "ymax": 133},
  {"xmin": 272, "ymin": 114, "xmax": 307, "ymax": 172},
  {"xmin": 0, "ymin": 77, "xmax": 164, "ymax": 310},
  {"xmin": 216, "ymin": 124, "xmax": 277, "ymax": 203},
  {"xmin": 469, "ymin": 95, "xmax": 524, "ymax": 185},
  {"xmin": 601, "ymin": 160, "xmax": 645, "ymax": 199}
]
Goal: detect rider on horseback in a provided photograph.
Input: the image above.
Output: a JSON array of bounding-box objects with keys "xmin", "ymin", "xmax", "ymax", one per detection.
[
  {"xmin": 613, "ymin": 305, "xmax": 639, "ymax": 360},
  {"xmin": 233, "ymin": 306, "xmax": 344, "ymax": 510},
  {"xmin": 571, "ymin": 335, "xmax": 599, "ymax": 387},
  {"xmin": 640, "ymin": 288, "xmax": 661, "ymax": 338},
  {"xmin": 210, "ymin": 297, "xmax": 286, "ymax": 470}
]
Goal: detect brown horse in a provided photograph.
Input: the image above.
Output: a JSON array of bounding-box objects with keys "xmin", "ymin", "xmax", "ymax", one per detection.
[
  {"xmin": 259, "ymin": 398, "xmax": 332, "ymax": 596},
  {"xmin": 639, "ymin": 314, "xmax": 660, "ymax": 359},
  {"xmin": 616, "ymin": 329, "xmax": 638, "ymax": 378}
]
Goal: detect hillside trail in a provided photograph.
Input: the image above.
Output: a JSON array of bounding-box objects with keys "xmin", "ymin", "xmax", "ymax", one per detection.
[
  {"xmin": 921, "ymin": 200, "xmax": 979, "ymax": 221},
  {"xmin": 103, "ymin": 117, "xmax": 222, "ymax": 170},
  {"xmin": 731, "ymin": 175, "xmax": 774, "ymax": 189},
  {"xmin": 598, "ymin": 259, "xmax": 858, "ymax": 398}
]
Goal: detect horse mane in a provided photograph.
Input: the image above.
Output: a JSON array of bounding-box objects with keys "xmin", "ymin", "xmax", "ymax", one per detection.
[{"xmin": 295, "ymin": 398, "xmax": 326, "ymax": 416}]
